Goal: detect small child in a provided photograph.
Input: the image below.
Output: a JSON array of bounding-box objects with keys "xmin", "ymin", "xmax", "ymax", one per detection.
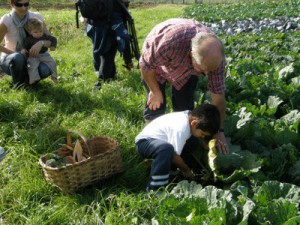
[
  {"xmin": 135, "ymin": 104, "xmax": 221, "ymax": 193},
  {"xmin": 22, "ymin": 17, "xmax": 58, "ymax": 84}
]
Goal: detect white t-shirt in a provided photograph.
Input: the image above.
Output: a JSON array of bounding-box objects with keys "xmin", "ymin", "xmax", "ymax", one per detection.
[
  {"xmin": 0, "ymin": 11, "xmax": 43, "ymax": 56},
  {"xmin": 135, "ymin": 111, "xmax": 192, "ymax": 155}
]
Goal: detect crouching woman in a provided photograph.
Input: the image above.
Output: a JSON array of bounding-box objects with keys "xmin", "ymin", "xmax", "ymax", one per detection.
[{"xmin": 0, "ymin": 0, "xmax": 53, "ymax": 89}]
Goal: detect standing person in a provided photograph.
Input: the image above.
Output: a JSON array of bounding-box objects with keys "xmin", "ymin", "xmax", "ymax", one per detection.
[
  {"xmin": 139, "ymin": 18, "xmax": 228, "ymax": 153},
  {"xmin": 22, "ymin": 17, "xmax": 58, "ymax": 85},
  {"xmin": 135, "ymin": 104, "xmax": 220, "ymax": 193},
  {"xmin": 85, "ymin": 0, "xmax": 133, "ymax": 90},
  {"xmin": 0, "ymin": 0, "xmax": 54, "ymax": 89}
]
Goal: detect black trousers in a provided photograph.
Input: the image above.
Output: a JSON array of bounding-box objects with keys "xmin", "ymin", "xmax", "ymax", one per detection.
[
  {"xmin": 98, "ymin": 39, "xmax": 118, "ymax": 81},
  {"xmin": 143, "ymin": 75, "xmax": 199, "ymax": 121}
]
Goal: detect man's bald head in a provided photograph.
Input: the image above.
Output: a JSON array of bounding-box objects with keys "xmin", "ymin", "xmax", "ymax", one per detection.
[{"xmin": 191, "ymin": 33, "xmax": 225, "ymax": 74}]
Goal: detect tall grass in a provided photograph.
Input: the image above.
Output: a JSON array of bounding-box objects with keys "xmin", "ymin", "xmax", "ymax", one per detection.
[{"xmin": 0, "ymin": 4, "xmax": 186, "ymax": 224}]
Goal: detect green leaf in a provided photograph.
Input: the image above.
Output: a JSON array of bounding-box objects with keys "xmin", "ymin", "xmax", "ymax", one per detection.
[
  {"xmin": 253, "ymin": 181, "xmax": 300, "ymax": 206},
  {"xmin": 283, "ymin": 216, "xmax": 300, "ymax": 225},
  {"xmin": 275, "ymin": 129, "xmax": 299, "ymax": 146},
  {"xmin": 287, "ymin": 160, "xmax": 300, "ymax": 186},
  {"xmin": 236, "ymin": 107, "xmax": 252, "ymax": 129},
  {"xmin": 213, "ymin": 149, "xmax": 261, "ymax": 183},
  {"xmin": 256, "ymin": 199, "xmax": 299, "ymax": 225},
  {"xmin": 267, "ymin": 95, "xmax": 283, "ymax": 110},
  {"xmin": 280, "ymin": 110, "xmax": 300, "ymax": 128},
  {"xmin": 278, "ymin": 63, "xmax": 294, "ymax": 79},
  {"xmin": 170, "ymin": 180, "xmax": 204, "ymax": 198},
  {"xmin": 216, "ymin": 167, "xmax": 261, "ymax": 184}
]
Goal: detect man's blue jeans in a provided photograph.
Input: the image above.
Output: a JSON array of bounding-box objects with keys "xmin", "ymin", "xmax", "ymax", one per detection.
[{"xmin": 0, "ymin": 52, "xmax": 51, "ymax": 85}]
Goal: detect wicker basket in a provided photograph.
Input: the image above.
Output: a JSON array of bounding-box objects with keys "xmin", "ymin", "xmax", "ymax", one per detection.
[{"xmin": 39, "ymin": 130, "xmax": 124, "ymax": 193}]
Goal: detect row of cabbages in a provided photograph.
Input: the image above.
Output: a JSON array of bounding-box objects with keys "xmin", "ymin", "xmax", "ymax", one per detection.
[{"xmin": 204, "ymin": 17, "xmax": 300, "ymax": 35}]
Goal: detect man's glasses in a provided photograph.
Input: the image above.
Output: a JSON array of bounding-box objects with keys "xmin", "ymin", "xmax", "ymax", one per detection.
[{"xmin": 14, "ymin": 2, "xmax": 30, "ymax": 7}]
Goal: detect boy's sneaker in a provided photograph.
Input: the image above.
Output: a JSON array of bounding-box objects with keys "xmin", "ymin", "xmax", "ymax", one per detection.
[
  {"xmin": 0, "ymin": 147, "xmax": 5, "ymax": 161},
  {"xmin": 146, "ymin": 187, "xmax": 168, "ymax": 198}
]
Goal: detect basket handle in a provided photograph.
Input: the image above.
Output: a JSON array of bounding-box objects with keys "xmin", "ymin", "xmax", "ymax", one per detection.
[{"xmin": 67, "ymin": 130, "xmax": 91, "ymax": 157}]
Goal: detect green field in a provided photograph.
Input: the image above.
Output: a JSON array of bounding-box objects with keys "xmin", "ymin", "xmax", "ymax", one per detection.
[{"xmin": 0, "ymin": 1, "xmax": 300, "ymax": 224}]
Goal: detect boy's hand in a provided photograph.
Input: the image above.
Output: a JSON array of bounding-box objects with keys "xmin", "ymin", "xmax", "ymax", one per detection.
[
  {"xmin": 183, "ymin": 168, "xmax": 195, "ymax": 179},
  {"xmin": 50, "ymin": 47, "xmax": 56, "ymax": 51}
]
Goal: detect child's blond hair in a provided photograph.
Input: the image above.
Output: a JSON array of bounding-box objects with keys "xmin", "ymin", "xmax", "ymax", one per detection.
[{"xmin": 25, "ymin": 17, "xmax": 43, "ymax": 33}]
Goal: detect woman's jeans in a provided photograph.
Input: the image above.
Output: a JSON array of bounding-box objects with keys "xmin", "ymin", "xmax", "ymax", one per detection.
[
  {"xmin": 0, "ymin": 52, "xmax": 51, "ymax": 86},
  {"xmin": 136, "ymin": 138, "xmax": 174, "ymax": 191}
]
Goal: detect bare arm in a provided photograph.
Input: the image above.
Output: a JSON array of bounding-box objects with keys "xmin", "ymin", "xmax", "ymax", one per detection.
[
  {"xmin": 211, "ymin": 92, "xmax": 226, "ymax": 129},
  {"xmin": 211, "ymin": 92, "xmax": 229, "ymax": 154},
  {"xmin": 172, "ymin": 154, "xmax": 194, "ymax": 178},
  {"xmin": 141, "ymin": 68, "xmax": 163, "ymax": 111},
  {"xmin": 0, "ymin": 23, "xmax": 14, "ymax": 55}
]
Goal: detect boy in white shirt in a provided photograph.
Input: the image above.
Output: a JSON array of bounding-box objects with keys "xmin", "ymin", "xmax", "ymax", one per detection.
[{"xmin": 135, "ymin": 104, "xmax": 220, "ymax": 193}]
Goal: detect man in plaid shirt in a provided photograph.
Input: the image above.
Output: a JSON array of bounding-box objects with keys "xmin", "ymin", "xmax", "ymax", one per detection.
[{"xmin": 139, "ymin": 18, "xmax": 228, "ymax": 153}]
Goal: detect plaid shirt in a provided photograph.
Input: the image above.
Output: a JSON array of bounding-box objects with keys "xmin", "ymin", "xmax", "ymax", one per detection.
[{"xmin": 139, "ymin": 18, "xmax": 226, "ymax": 93}]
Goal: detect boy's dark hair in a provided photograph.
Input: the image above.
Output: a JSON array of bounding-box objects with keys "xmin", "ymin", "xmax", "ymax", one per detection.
[{"xmin": 190, "ymin": 104, "xmax": 220, "ymax": 135}]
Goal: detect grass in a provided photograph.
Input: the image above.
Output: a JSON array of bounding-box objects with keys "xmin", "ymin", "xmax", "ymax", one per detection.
[{"xmin": 0, "ymin": 4, "xmax": 186, "ymax": 224}]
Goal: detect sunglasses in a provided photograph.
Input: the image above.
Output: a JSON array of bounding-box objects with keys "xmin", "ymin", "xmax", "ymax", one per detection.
[{"xmin": 14, "ymin": 2, "xmax": 30, "ymax": 7}]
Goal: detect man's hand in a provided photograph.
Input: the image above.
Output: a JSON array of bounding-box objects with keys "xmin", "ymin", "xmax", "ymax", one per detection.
[
  {"xmin": 141, "ymin": 69, "xmax": 163, "ymax": 111},
  {"xmin": 147, "ymin": 90, "xmax": 163, "ymax": 111},
  {"xmin": 213, "ymin": 132, "xmax": 229, "ymax": 154}
]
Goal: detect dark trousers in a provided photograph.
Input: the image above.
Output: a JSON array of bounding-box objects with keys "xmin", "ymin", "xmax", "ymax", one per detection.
[
  {"xmin": 86, "ymin": 24, "xmax": 118, "ymax": 81},
  {"xmin": 143, "ymin": 75, "xmax": 199, "ymax": 121},
  {"xmin": 0, "ymin": 53, "xmax": 28, "ymax": 85},
  {"xmin": 122, "ymin": 39, "xmax": 132, "ymax": 66},
  {"xmin": 0, "ymin": 52, "xmax": 51, "ymax": 86},
  {"xmin": 98, "ymin": 41, "xmax": 118, "ymax": 81},
  {"xmin": 136, "ymin": 138, "xmax": 174, "ymax": 191}
]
